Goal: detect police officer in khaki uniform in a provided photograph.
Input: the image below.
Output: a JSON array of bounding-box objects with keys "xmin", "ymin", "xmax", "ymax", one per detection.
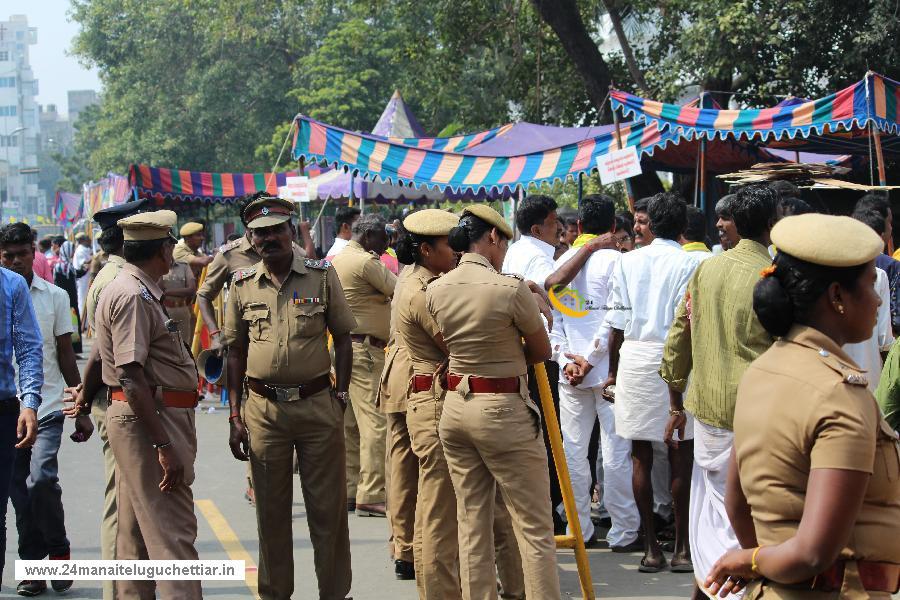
[
  {"xmin": 173, "ymin": 222, "xmax": 213, "ymax": 278},
  {"xmin": 378, "ymin": 262, "xmax": 418, "ymax": 579},
  {"xmin": 395, "ymin": 209, "xmax": 526, "ymax": 599},
  {"xmin": 426, "ymin": 205, "xmax": 561, "ymax": 600},
  {"xmin": 93, "ymin": 209, "xmax": 201, "ymax": 600},
  {"xmin": 705, "ymin": 213, "xmax": 900, "ymax": 599},
  {"xmin": 332, "ymin": 213, "xmax": 397, "ymax": 516},
  {"xmin": 223, "ymin": 197, "xmax": 356, "ymax": 600},
  {"xmin": 69, "ymin": 199, "xmax": 146, "ymax": 600},
  {"xmin": 160, "ymin": 258, "xmax": 197, "ymax": 348}
]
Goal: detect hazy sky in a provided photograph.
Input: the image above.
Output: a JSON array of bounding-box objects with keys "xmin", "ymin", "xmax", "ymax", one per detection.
[{"xmin": 5, "ymin": 0, "xmax": 101, "ymax": 116}]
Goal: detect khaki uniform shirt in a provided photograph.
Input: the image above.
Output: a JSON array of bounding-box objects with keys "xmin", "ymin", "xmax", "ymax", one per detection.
[
  {"xmin": 331, "ymin": 240, "xmax": 396, "ymax": 342},
  {"xmin": 396, "ymin": 264, "xmax": 445, "ymax": 376},
  {"xmin": 222, "ymin": 248, "xmax": 357, "ymax": 385},
  {"xmin": 160, "ymin": 261, "xmax": 196, "ymax": 302},
  {"xmin": 172, "ymin": 240, "xmax": 200, "ymax": 263},
  {"xmin": 196, "ymin": 236, "xmax": 305, "ymax": 301},
  {"xmin": 94, "ymin": 263, "xmax": 199, "ymax": 391},
  {"xmin": 734, "ymin": 325, "xmax": 900, "ymax": 570},
  {"xmin": 86, "ymin": 254, "xmax": 126, "ymax": 331},
  {"xmin": 379, "ymin": 265, "xmax": 415, "ymax": 413},
  {"xmin": 425, "ymin": 253, "xmax": 544, "ymax": 378}
]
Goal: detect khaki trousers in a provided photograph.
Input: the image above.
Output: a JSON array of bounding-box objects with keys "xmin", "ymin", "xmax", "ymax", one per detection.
[
  {"xmin": 168, "ymin": 305, "xmax": 195, "ymax": 351},
  {"xmin": 345, "ymin": 340, "xmax": 387, "ymax": 504},
  {"xmin": 91, "ymin": 389, "xmax": 117, "ymax": 600},
  {"xmin": 106, "ymin": 401, "xmax": 201, "ymax": 600},
  {"xmin": 244, "ymin": 388, "xmax": 351, "ymax": 600},
  {"xmin": 387, "ymin": 411, "xmax": 417, "ymax": 562},
  {"xmin": 439, "ymin": 386, "xmax": 561, "ymax": 600},
  {"xmin": 408, "ymin": 389, "xmax": 525, "ymax": 600}
]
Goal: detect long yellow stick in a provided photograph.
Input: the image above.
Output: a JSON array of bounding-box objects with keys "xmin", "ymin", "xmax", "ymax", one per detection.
[
  {"xmin": 190, "ymin": 266, "xmax": 208, "ymax": 356},
  {"xmin": 533, "ymin": 361, "xmax": 595, "ymax": 600}
]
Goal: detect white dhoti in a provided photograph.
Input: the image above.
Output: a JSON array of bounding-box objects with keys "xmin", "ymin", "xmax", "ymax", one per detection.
[
  {"xmin": 559, "ymin": 382, "xmax": 639, "ymax": 546},
  {"xmin": 690, "ymin": 420, "xmax": 742, "ymax": 598},
  {"xmin": 76, "ymin": 273, "xmax": 90, "ymax": 318},
  {"xmin": 614, "ymin": 340, "xmax": 694, "ymax": 442}
]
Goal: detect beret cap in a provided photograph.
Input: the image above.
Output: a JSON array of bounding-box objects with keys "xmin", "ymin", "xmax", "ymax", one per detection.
[
  {"xmin": 771, "ymin": 213, "xmax": 883, "ymax": 267},
  {"xmin": 93, "ymin": 199, "xmax": 149, "ymax": 231},
  {"xmin": 462, "ymin": 204, "xmax": 513, "ymax": 239},
  {"xmin": 179, "ymin": 222, "xmax": 204, "ymax": 237},
  {"xmin": 403, "ymin": 209, "xmax": 459, "ymax": 236},
  {"xmin": 117, "ymin": 210, "xmax": 178, "ymax": 242}
]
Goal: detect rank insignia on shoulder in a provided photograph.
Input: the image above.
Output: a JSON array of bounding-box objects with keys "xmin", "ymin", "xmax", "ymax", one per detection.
[
  {"xmin": 843, "ymin": 373, "xmax": 868, "ymax": 386},
  {"xmin": 220, "ymin": 239, "xmax": 242, "ymax": 253},
  {"xmin": 305, "ymin": 258, "xmax": 331, "ymax": 270},
  {"xmin": 137, "ymin": 282, "xmax": 154, "ymax": 302},
  {"xmin": 232, "ymin": 267, "xmax": 257, "ymax": 282},
  {"xmin": 501, "ymin": 272, "xmax": 524, "ymax": 280}
]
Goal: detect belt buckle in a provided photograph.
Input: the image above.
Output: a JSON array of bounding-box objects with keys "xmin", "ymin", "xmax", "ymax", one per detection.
[{"xmin": 274, "ymin": 386, "xmax": 292, "ymax": 403}]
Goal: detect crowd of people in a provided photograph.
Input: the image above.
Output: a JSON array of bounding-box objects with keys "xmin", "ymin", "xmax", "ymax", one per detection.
[{"xmin": 0, "ymin": 180, "xmax": 898, "ymax": 600}]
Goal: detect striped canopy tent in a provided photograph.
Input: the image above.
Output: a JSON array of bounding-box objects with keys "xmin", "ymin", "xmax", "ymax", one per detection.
[
  {"xmin": 610, "ymin": 73, "xmax": 900, "ymax": 157},
  {"xmin": 128, "ymin": 163, "xmax": 328, "ymax": 204},
  {"xmin": 290, "ymin": 110, "xmax": 800, "ymax": 195}
]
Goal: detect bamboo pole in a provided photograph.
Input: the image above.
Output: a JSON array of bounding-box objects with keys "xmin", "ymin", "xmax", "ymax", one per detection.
[
  {"xmin": 190, "ymin": 265, "xmax": 209, "ymax": 356},
  {"xmin": 533, "ymin": 362, "xmax": 595, "ymax": 600},
  {"xmin": 872, "ymin": 125, "xmax": 888, "ymax": 187}
]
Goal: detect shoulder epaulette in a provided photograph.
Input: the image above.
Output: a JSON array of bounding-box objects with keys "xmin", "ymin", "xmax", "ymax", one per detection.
[
  {"xmin": 137, "ymin": 282, "xmax": 154, "ymax": 303},
  {"xmin": 232, "ymin": 267, "xmax": 257, "ymax": 283},
  {"xmin": 422, "ymin": 275, "xmax": 441, "ymax": 290},
  {"xmin": 501, "ymin": 272, "xmax": 524, "ymax": 280},
  {"xmin": 305, "ymin": 258, "xmax": 331, "ymax": 270},
  {"xmin": 220, "ymin": 239, "xmax": 242, "ymax": 253}
]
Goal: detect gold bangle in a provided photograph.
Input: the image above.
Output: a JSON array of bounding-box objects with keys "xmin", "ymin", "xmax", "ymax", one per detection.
[{"xmin": 751, "ymin": 546, "xmax": 764, "ymax": 575}]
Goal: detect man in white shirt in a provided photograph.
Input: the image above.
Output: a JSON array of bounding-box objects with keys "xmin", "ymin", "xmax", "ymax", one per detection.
[
  {"xmin": 325, "ymin": 206, "xmax": 361, "ymax": 259},
  {"xmin": 549, "ymin": 195, "xmax": 640, "ymax": 551},
  {"xmin": 1, "ymin": 223, "xmax": 89, "ymax": 596},
  {"xmin": 73, "ymin": 232, "xmax": 93, "ymax": 318},
  {"xmin": 604, "ymin": 193, "xmax": 701, "ymax": 574}
]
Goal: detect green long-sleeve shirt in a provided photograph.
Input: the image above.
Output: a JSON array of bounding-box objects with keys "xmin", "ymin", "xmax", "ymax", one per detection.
[
  {"xmin": 875, "ymin": 340, "xmax": 900, "ymax": 431},
  {"xmin": 659, "ymin": 239, "xmax": 775, "ymax": 430}
]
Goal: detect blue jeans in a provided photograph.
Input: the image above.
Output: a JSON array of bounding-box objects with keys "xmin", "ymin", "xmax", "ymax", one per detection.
[
  {"xmin": 0, "ymin": 400, "xmax": 20, "ymax": 585},
  {"xmin": 10, "ymin": 411, "xmax": 70, "ymax": 561}
]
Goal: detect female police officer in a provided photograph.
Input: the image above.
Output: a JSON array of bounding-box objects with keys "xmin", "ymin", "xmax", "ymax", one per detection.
[
  {"xmin": 425, "ymin": 205, "xmax": 560, "ymax": 600},
  {"xmin": 705, "ymin": 213, "xmax": 900, "ymax": 598}
]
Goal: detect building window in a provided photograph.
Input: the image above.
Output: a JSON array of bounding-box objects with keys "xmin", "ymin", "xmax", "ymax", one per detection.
[
  {"xmin": 0, "ymin": 77, "xmax": 14, "ymax": 87},
  {"xmin": 0, "ymin": 135, "xmax": 17, "ymax": 147},
  {"xmin": 0, "ymin": 106, "xmax": 16, "ymax": 116},
  {"xmin": 0, "ymin": 51, "xmax": 8, "ymax": 61}
]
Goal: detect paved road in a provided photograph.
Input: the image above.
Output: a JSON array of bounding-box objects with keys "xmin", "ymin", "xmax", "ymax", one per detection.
[{"xmin": 3, "ymin": 349, "xmax": 695, "ymax": 599}]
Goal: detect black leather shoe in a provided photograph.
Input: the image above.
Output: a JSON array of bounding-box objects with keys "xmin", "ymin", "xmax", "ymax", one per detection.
[
  {"xmin": 347, "ymin": 499, "xmax": 356, "ymax": 512},
  {"xmin": 17, "ymin": 580, "xmax": 47, "ymax": 596},
  {"xmin": 50, "ymin": 579, "xmax": 73, "ymax": 593},
  {"xmin": 394, "ymin": 559, "xmax": 415, "ymax": 580}
]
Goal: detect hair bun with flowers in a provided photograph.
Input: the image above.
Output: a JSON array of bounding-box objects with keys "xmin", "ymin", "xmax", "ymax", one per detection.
[{"xmin": 760, "ymin": 264, "xmax": 777, "ymax": 278}]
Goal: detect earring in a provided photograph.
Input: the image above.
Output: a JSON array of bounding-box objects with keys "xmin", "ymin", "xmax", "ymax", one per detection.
[{"xmin": 836, "ymin": 303, "xmax": 845, "ymax": 314}]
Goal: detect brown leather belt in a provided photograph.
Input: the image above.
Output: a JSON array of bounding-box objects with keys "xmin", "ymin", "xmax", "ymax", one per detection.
[
  {"xmin": 350, "ymin": 334, "xmax": 387, "ymax": 349},
  {"xmin": 410, "ymin": 374, "xmax": 436, "ymax": 393},
  {"xmin": 163, "ymin": 298, "xmax": 191, "ymax": 308},
  {"xmin": 446, "ymin": 374, "xmax": 520, "ymax": 394},
  {"xmin": 246, "ymin": 374, "xmax": 331, "ymax": 402},
  {"xmin": 109, "ymin": 387, "xmax": 198, "ymax": 409},
  {"xmin": 788, "ymin": 560, "xmax": 900, "ymax": 593}
]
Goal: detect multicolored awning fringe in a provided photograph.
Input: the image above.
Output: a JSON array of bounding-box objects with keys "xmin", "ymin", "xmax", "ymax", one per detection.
[
  {"xmin": 292, "ymin": 117, "xmax": 689, "ymax": 193},
  {"xmin": 128, "ymin": 164, "xmax": 327, "ymax": 204},
  {"xmin": 611, "ymin": 72, "xmax": 899, "ymax": 155}
]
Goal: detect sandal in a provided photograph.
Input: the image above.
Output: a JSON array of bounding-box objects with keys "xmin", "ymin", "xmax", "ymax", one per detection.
[
  {"xmin": 671, "ymin": 557, "xmax": 694, "ymax": 573},
  {"xmin": 638, "ymin": 555, "xmax": 668, "ymax": 573}
]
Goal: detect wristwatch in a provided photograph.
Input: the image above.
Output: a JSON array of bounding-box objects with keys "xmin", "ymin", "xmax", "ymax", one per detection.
[
  {"xmin": 334, "ymin": 391, "xmax": 350, "ymax": 404},
  {"xmin": 669, "ymin": 408, "xmax": 685, "ymax": 417}
]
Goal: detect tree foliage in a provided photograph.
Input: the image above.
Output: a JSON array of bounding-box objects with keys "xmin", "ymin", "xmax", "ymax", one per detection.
[{"xmin": 63, "ymin": 0, "xmax": 900, "ymax": 188}]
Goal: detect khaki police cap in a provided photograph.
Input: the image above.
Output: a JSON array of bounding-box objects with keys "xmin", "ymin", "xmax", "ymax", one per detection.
[
  {"xmin": 771, "ymin": 213, "xmax": 884, "ymax": 267},
  {"xmin": 117, "ymin": 210, "xmax": 178, "ymax": 242},
  {"xmin": 179, "ymin": 222, "xmax": 204, "ymax": 237},
  {"xmin": 403, "ymin": 209, "xmax": 459, "ymax": 236},
  {"xmin": 462, "ymin": 204, "xmax": 513, "ymax": 239},
  {"xmin": 244, "ymin": 196, "xmax": 296, "ymax": 229}
]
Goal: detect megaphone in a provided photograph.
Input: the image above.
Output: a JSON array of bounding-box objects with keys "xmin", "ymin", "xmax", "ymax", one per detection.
[{"xmin": 196, "ymin": 349, "xmax": 226, "ymax": 385}]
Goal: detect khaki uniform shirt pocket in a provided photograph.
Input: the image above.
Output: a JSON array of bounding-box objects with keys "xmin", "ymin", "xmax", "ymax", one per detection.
[
  {"xmin": 242, "ymin": 305, "xmax": 271, "ymax": 342},
  {"xmin": 291, "ymin": 303, "xmax": 326, "ymax": 338}
]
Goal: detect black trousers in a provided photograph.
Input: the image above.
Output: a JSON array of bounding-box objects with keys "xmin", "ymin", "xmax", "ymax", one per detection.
[{"xmin": 527, "ymin": 361, "xmax": 563, "ymax": 525}]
